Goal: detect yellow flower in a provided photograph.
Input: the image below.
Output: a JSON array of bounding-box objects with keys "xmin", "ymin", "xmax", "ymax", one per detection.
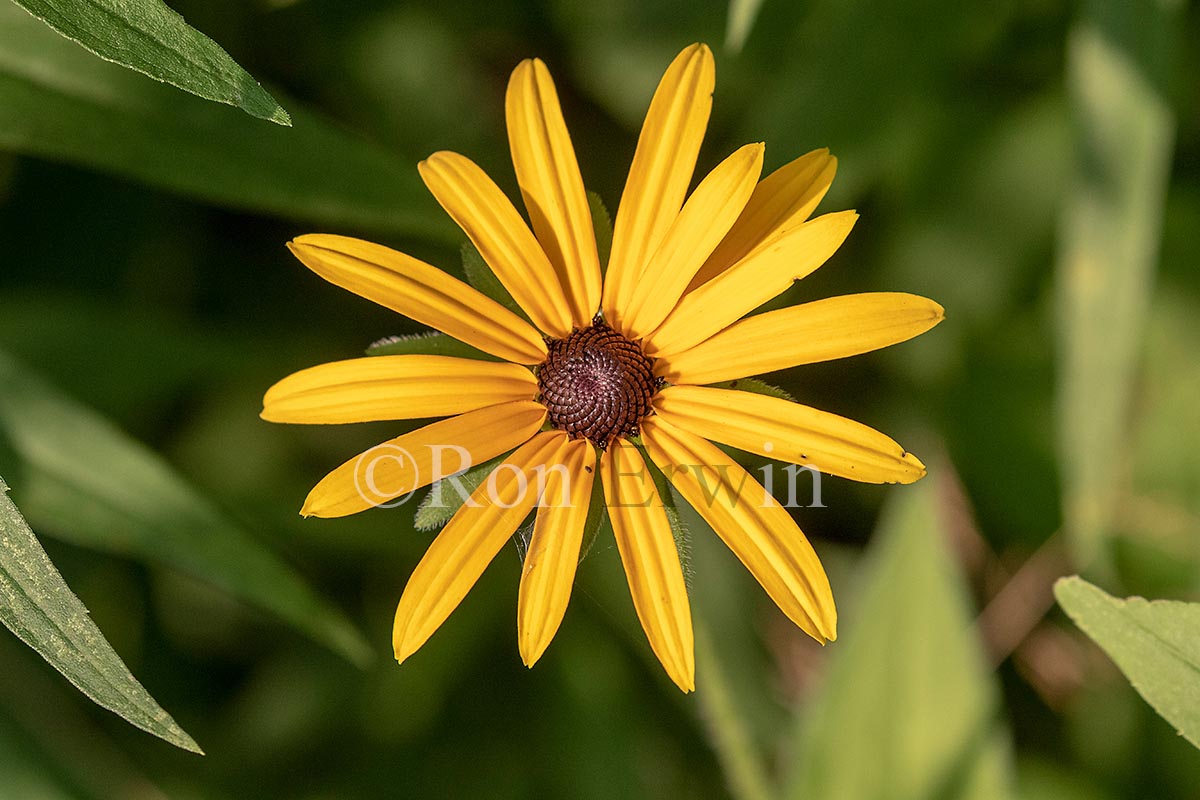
[{"xmin": 262, "ymin": 44, "xmax": 943, "ymax": 692}]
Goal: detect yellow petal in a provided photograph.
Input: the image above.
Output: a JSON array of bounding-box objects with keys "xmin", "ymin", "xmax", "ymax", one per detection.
[
  {"xmin": 602, "ymin": 44, "xmax": 715, "ymax": 330},
  {"xmin": 689, "ymin": 148, "xmax": 837, "ymax": 290},
  {"xmin": 506, "ymin": 59, "xmax": 602, "ymax": 328},
  {"xmin": 288, "ymin": 234, "xmax": 546, "ymax": 365},
  {"xmin": 621, "ymin": 143, "xmax": 765, "ymax": 340},
  {"xmin": 517, "ymin": 438, "xmax": 596, "ymax": 666},
  {"xmin": 419, "ymin": 151, "xmax": 573, "ymax": 338},
  {"xmin": 655, "ymin": 386, "xmax": 926, "ymax": 484},
  {"xmin": 302, "ymin": 400, "xmax": 548, "ymax": 518},
  {"xmin": 601, "ymin": 440, "xmax": 695, "ymax": 692},
  {"xmin": 394, "ymin": 431, "xmax": 568, "ymax": 663},
  {"xmin": 659, "ymin": 292, "xmax": 945, "ymax": 385},
  {"xmin": 641, "ymin": 415, "xmax": 836, "ymax": 642},
  {"xmin": 261, "ymin": 355, "xmax": 536, "ymax": 424},
  {"xmin": 645, "ymin": 210, "xmax": 858, "ymax": 357}
]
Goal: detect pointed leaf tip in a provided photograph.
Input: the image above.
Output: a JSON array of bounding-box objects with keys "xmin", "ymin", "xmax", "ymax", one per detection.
[{"xmin": 0, "ymin": 476, "xmax": 203, "ymax": 753}]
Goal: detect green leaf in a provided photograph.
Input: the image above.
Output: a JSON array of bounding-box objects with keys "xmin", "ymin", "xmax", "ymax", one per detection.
[
  {"xmin": 784, "ymin": 478, "xmax": 1016, "ymax": 800},
  {"xmin": 413, "ymin": 455, "xmax": 505, "ymax": 531},
  {"xmin": 1055, "ymin": 576, "xmax": 1200, "ymax": 749},
  {"xmin": 365, "ymin": 331, "xmax": 500, "ymax": 361},
  {"xmin": 460, "ymin": 241, "xmax": 528, "ymax": 321},
  {"xmin": 725, "ymin": 0, "xmax": 765, "ymax": 54},
  {"xmin": 0, "ymin": 629, "xmax": 173, "ymax": 798},
  {"xmin": 0, "ymin": 350, "xmax": 371, "ymax": 667},
  {"xmin": 0, "ymin": 2, "xmax": 449, "ymax": 237},
  {"xmin": 11, "ymin": 0, "xmax": 289, "ymax": 125},
  {"xmin": 0, "ymin": 475, "xmax": 201, "ymax": 753},
  {"xmin": 1056, "ymin": 0, "xmax": 1181, "ymax": 567},
  {"xmin": 587, "ymin": 191, "xmax": 613, "ymax": 277}
]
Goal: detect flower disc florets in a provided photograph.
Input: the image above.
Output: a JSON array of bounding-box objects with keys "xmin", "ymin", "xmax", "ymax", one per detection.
[{"xmin": 537, "ymin": 317, "xmax": 658, "ymax": 448}]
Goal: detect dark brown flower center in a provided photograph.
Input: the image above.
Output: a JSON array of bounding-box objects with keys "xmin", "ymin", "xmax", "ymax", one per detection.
[{"xmin": 537, "ymin": 318, "xmax": 658, "ymax": 448}]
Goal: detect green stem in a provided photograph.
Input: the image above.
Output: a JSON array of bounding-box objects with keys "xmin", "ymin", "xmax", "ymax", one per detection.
[{"xmin": 694, "ymin": 621, "xmax": 775, "ymax": 800}]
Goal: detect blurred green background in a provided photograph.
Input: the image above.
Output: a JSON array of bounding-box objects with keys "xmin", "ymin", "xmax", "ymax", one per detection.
[{"xmin": 1, "ymin": 0, "xmax": 1198, "ymax": 797}]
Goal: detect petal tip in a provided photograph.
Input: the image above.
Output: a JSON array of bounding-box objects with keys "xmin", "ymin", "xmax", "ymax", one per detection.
[
  {"xmin": 900, "ymin": 450, "xmax": 928, "ymax": 483},
  {"xmin": 288, "ymin": 233, "xmax": 327, "ymax": 249},
  {"xmin": 677, "ymin": 42, "xmax": 715, "ymax": 79},
  {"xmin": 663, "ymin": 652, "xmax": 696, "ymax": 693},
  {"xmin": 393, "ymin": 634, "xmax": 418, "ymax": 665},
  {"xmin": 392, "ymin": 610, "xmax": 419, "ymax": 664},
  {"xmin": 519, "ymin": 640, "xmax": 546, "ymax": 669},
  {"xmin": 672, "ymin": 670, "xmax": 697, "ymax": 693},
  {"xmin": 418, "ymin": 150, "xmax": 457, "ymax": 172},
  {"xmin": 299, "ymin": 496, "xmax": 325, "ymax": 519},
  {"xmin": 508, "ymin": 58, "xmax": 537, "ymax": 88}
]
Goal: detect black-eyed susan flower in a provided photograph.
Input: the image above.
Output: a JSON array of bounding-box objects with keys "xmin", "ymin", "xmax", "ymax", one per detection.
[{"xmin": 262, "ymin": 44, "xmax": 943, "ymax": 692}]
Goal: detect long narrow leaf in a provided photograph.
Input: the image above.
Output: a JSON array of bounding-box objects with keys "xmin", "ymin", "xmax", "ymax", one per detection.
[
  {"xmin": 0, "ymin": 1, "xmax": 449, "ymax": 237},
  {"xmin": 785, "ymin": 476, "xmax": 1016, "ymax": 800},
  {"xmin": 1056, "ymin": 0, "xmax": 1179, "ymax": 567},
  {"xmin": 0, "ymin": 351, "xmax": 372, "ymax": 666},
  {"xmin": 0, "ymin": 476, "xmax": 201, "ymax": 753},
  {"xmin": 11, "ymin": 0, "xmax": 289, "ymax": 124},
  {"xmin": 725, "ymin": 0, "xmax": 765, "ymax": 53}
]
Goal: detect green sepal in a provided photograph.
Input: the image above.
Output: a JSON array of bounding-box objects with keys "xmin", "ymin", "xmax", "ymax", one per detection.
[
  {"xmin": 706, "ymin": 377, "xmax": 796, "ymax": 402},
  {"xmin": 365, "ymin": 331, "xmax": 500, "ymax": 361},
  {"xmin": 587, "ymin": 191, "xmax": 613, "ymax": 276},
  {"xmin": 460, "ymin": 242, "xmax": 530, "ymax": 322},
  {"xmin": 412, "ymin": 454, "xmax": 505, "ymax": 531}
]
